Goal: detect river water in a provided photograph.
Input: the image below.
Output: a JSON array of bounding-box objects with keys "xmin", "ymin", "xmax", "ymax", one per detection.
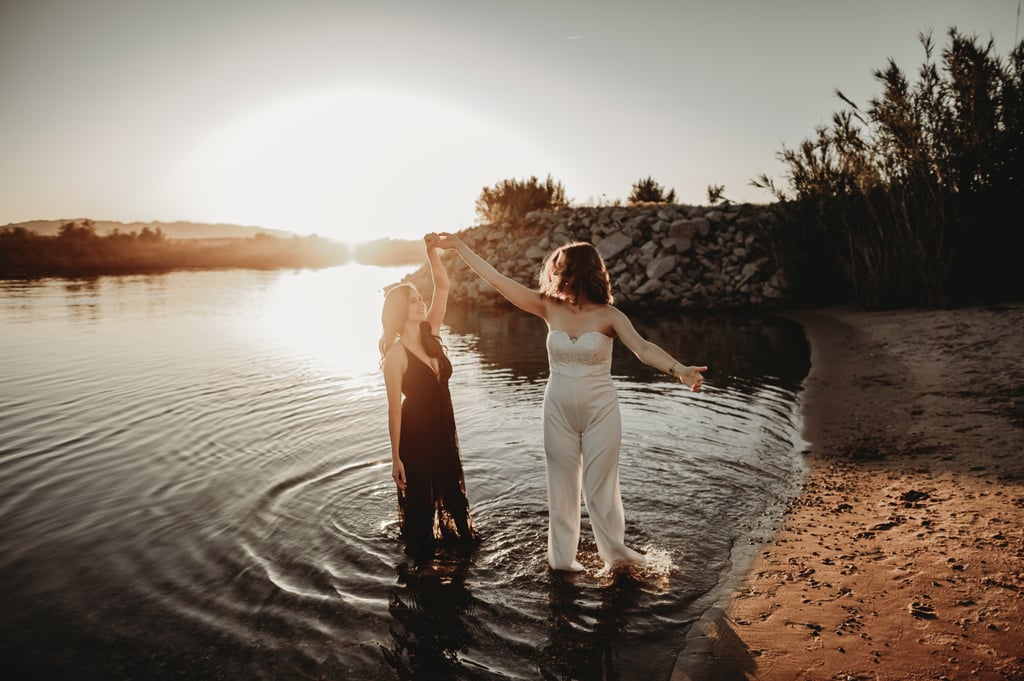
[{"xmin": 0, "ymin": 264, "xmax": 809, "ymax": 680}]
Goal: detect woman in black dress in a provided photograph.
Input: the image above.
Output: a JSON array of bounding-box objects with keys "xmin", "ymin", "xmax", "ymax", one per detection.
[{"xmin": 379, "ymin": 234, "xmax": 477, "ymax": 558}]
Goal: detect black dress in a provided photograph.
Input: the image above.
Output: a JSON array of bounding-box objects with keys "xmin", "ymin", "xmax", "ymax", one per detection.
[{"xmin": 398, "ymin": 345, "xmax": 477, "ymax": 557}]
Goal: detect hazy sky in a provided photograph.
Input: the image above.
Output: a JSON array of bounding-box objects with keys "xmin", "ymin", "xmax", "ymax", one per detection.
[{"xmin": 1, "ymin": 0, "xmax": 1019, "ymax": 242}]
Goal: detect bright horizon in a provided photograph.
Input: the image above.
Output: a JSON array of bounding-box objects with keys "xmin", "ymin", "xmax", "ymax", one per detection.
[{"xmin": 1, "ymin": 0, "xmax": 1019, "ymax": 243}]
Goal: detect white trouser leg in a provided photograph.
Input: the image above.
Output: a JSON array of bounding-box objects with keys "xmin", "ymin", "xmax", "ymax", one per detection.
[
  {"xmin": 543, "ymin": 378, "xmax": 585, "ymax": 571},
  {"xmin": 581, "ymin": 393, "xmax": 644, "ymax": 567},
  {"xmin": 543, "ymin": 374, "xmax": 645, "ymax": 570}
]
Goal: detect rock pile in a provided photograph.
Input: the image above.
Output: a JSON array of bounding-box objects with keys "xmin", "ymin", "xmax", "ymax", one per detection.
[{"xmin": 401, "ymin": 203, "xmax": 789, "ymax": 310}]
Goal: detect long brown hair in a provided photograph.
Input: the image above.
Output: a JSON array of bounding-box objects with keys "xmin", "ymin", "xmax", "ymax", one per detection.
[
  {"xmin": 538, "ymin": 242, "xmax": 614, "ymax": 305},
  {"xmin": 378, "ymin": 284, "xmax": 445, "ymax": 366}
]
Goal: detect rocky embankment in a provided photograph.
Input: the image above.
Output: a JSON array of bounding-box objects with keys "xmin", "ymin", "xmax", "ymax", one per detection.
[{"xmin": 401, "ymin": 203, "xmax": 788, "ymax": 310}]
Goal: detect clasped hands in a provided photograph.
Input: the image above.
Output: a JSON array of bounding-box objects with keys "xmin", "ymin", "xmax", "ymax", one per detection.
[{"xmin": 424, "ymin": 232, "xmax": 460, "ymax": 250}]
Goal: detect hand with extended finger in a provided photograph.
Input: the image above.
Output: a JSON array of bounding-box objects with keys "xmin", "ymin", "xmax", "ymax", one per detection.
[{"xmin": 674, "ymin": 364, "xmax": 708, "ymax": 392}]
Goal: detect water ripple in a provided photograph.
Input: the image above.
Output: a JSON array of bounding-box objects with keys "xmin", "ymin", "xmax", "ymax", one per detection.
[{"xmin": 0, "ymin": 269, "xmax": 809, "ymax": 680}]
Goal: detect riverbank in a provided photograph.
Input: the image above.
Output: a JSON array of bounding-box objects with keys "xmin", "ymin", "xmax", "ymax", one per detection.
[{"xmin": 673, "ymin": 304, "xmax": 1024, "ymax": 680}]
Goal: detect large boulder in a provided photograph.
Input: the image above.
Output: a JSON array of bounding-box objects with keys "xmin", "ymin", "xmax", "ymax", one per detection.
[
  {"xmin": 595, "ymin": 231, "xmax": 633, "ymax": 262},
  {"xmin": 646, "ymin": 254, "xmax": 679, "ymax": 281}
]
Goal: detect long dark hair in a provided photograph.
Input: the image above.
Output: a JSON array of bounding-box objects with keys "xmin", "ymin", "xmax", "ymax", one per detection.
[
  {"xmin": 538, "ymin": 242, "xmax": 614, "ymax": 305},
  {"xmin": 418, "ymin": 321, "xmax": 444, "ymax": 357},
  {"xmin": 378, "ymin": 284, "xmax": 445, "ymax": 366}
]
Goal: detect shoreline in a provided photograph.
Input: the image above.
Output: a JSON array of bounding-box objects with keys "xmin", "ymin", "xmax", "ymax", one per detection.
[{"xmin": 672, "ymin": 304, "xmax": 1024, "ymax": 680}]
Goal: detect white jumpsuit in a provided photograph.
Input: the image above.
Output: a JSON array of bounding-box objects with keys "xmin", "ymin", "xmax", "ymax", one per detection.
[{"xmin": 543, "ymin": 329, "xmax": 647, "ymax": 571}]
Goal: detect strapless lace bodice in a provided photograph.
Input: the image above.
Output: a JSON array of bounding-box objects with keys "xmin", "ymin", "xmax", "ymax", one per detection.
[{"xmin": 546, "ymin": 330, "xmax": 613, "ymax": 378}]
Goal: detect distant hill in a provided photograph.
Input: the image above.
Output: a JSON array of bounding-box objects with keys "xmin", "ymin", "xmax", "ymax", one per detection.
[{"xmin": 4, "ymin": 219, "xmax": 297, "ymax": 240}]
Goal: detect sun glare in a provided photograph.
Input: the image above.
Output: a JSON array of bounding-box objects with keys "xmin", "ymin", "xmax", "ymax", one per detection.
[
  {"xmin": 161, "ymin": 89, "xmax": 564, "ymax": 242},
  {"xmin": 252, "ymin": 265, "xmax": 412, "ymax": 378}
]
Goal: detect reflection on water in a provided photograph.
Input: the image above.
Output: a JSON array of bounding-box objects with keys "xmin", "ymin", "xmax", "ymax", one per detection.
[
  {"xmin": 540, "ymin": 572, "xmax": 643, "ymax": 679},
  {"xmin": 443, "ymin": 304, "xmax": 810, "ymax": 389},
  {"xmin": 383, "ymin": 559, "xmax": 478, "ymax": 680},
  {"xmin": 0, "ymin": 266, "xmax": 809, "ymax": 680}
]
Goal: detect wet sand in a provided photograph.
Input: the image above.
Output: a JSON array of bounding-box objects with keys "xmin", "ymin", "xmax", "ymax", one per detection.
[{"xmin": 673, "ymin": 304, "xmax": 1024, "ymax": 680}]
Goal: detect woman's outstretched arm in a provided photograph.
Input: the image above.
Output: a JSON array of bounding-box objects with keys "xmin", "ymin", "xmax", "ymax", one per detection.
[
  {"xmin": 424, "ymin": 233, "xmax": 449, "ymax": 335},
  {"xmin": 436, "ymin": 232, "xmax": 546, "ymax": 318},
  {"xmin": 608, "ymin": 307, "xmax": 707, "ymax": 392}
]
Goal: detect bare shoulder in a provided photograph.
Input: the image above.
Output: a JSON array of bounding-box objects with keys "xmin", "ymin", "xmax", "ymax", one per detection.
[
  {"xmin": 599, "ymin": 303, "xmax": 629, "ymax": 326},
  {"xmin": 382, "ymin": 343, "xmax": 408, "ymax": 373},
  {"xmin": 538, "ymin": 294, "xmax": 562, "ymax": 320},
  {"xmin": 601, "ymin": 304, "xmax": 629, "ymax": 322},
  {"xmin": 601, "ymin": 304, "xmax": 641, "ymax": 339}
]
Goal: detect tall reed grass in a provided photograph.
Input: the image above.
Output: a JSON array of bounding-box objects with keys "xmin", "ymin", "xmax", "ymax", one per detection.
[{"xmin": 755, "ymin": 29, "xmax": 1024, "ymax": 308}]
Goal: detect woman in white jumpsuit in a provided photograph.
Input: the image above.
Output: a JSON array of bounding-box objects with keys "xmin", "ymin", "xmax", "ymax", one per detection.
[{"xmin": 437, "ymin": 236, "xmax": 707, "ymax": 571}]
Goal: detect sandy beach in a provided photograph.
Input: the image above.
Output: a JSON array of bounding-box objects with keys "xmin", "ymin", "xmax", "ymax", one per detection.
[{"xmin": 674, "ymin": 303, "xmax": 1024, "ymax": 680}]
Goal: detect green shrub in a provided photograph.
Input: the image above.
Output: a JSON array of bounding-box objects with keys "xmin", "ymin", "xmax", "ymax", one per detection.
[
  {"xmin": 628, "ymin": 176, "xmax": 676, "ymax": 204},
  {"xmin": 475, "ymin": 175, "xmax": 567, "ymax": 227}
]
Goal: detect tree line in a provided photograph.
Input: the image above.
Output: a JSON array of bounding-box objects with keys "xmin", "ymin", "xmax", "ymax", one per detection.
[
  {"xmin": 474, "ymin": 174, "xmax": 690, "ymax": 228},
  {"xmin": 0, "ymin": 220, "xmax": 349, "ymax": 276}
]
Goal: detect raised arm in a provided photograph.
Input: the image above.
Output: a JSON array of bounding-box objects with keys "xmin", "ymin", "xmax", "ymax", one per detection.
[
  {"xmin": 609, "ymin": 307, "xmax": 707, "ymax": 392},
  {"xmin": 436, "ymin": 232, "xmax": 546, "ymax": 318},
  {"xmin": 424, "ymin": 233, "xmax": 449, "ymax": 335}
]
